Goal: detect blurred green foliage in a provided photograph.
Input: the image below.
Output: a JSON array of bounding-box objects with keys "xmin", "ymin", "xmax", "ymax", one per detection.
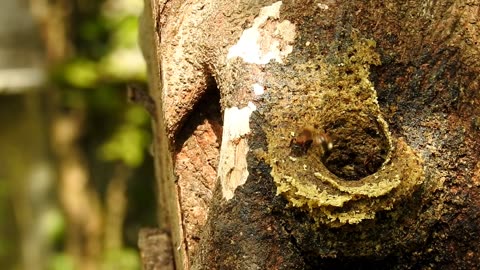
[
  {"xmin": 49, "ymin": 0, "xmax": 156, "ymax": 269},
  {"xmin": 99, "ymin": 106, "xmax": 151, "ymax": 167},
  {"xmin": 62, "ymin": 58, "xmax": 99, "ymax": 88},
  {"xmin": 0, "ymin": 179, "xmax": 11, "ymax": 260},
  {"xmin": 48, "ymin": 254, "xmax": 75, "ymax": 270},
  {"xmin": 102, "ymin": 249, "xmax": 141, "ymax": 270},
  {"xmin": 55, "ymin": 2, "xmax": 146, "ymax": 88},
  {"xmin": 55, "ymin": 0, "xmax": 150, "ymax": 168}
]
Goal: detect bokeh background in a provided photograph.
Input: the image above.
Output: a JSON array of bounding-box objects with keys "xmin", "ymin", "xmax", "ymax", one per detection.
[{"xmin": 0, "ymin": 0, "xmax": 157, "ymax": 269}]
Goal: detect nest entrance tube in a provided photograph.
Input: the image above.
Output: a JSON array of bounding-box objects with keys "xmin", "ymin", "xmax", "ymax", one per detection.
[{"xmin": 322, "ymin": 113, "xmax": 391, "ymax": 181}]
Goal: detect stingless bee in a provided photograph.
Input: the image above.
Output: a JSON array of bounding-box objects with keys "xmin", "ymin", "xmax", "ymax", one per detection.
[{"xmin": 289, "ymin": 126, "xmax": 333, "ymax": 157}]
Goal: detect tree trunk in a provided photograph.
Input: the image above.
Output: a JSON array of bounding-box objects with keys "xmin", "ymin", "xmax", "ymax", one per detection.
[{"xmin": 140, "ymin": 0, "xmax": 480, "ymax": 269}]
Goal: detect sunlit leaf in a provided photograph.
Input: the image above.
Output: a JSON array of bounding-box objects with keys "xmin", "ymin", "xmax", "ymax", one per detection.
[
  {"xmin": 48, "ymin": 253, "xmax": 75, "ymax": 270},
  {"xmin": 62, "ymin": 59, "xmax": 99, "ymax": 88},
  {"xmin": 41, "ymin": 208, "xmax": 65, "ymax": 245},
  {"xmin": 98, "ymin": 124, "xmax": 150, "ymax": 167},
  {"xmin": 102, "ymin": 0, "xmax": 143, "ymax": 18},
  {"xmin": 111, "ymin": 16, "xmax": 140, "ymax": 48},
  {"xmin": 99, "ymin": 48, "xmax": 146, "ymax": 80},
  {"xmin": 102, "ymin": 248, "xmax": 140, "ymax": 270},
  {"xmin": 125, "ymin": 106, "xmax": 150, "ymax": 126}
]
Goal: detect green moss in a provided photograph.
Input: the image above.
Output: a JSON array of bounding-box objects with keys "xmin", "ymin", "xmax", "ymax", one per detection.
[{"xmin": 264, "ymin": 32, "xmax": 424, "ymax": 226}]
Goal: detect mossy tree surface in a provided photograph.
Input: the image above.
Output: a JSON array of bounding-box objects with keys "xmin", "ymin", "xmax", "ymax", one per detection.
[{"xmin": 141, "ymin": 0, "xmax": 480, "ymax": 269}]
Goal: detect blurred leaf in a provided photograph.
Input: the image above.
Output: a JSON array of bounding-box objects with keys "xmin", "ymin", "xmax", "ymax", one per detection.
[
  {"xmin": 87, "ymin": 85, "xmax": 123, "ymax": 112},
  {"xmin": 102, "ymin": 248, "xmax": 140, "ymax": 270},
  {"xmin": 62, "ymin": 59, "xmax": 99, "ymax": 88},
  {"xmin": 41, "ymin": 208, "xmax": 65, "ymax": 245},
  {"xmin": 101, "ymin": 0, "xmax": 144, "ymax": 19},
  {"xmin": 98, "ymin": 123, "xmax": 150, "ymax": 167},
  {"xmin": 111, "ymin": 16, "xmax": 140, "ymax": 48},
  {"xmin": 61, "ymin": 88, "xmax": 86, "ymax": 109},
  {"xmin": 0, "ymin": 179, "xmax": 10, "ymax": 258},
  {"xmin": 125, "ymin": 106, "xmax": 150, "ymax": 126},
  {"xmin": 79, "ymin": 18, "xmax": 111, "ymax": 44},
  {"xmin": 44, "ymin": 0, "xmax": 152, "ymax": 269},
  {"xmin": 48, "ymin": 253, "xmax": 75, "ymax": 270},
  {"xmin": 99, "ymin": 48, "xmax": 146, "ymax": 80}
]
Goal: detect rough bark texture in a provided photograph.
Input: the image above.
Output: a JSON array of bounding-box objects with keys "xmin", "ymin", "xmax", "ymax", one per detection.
[
  {"xmin": 138, "ymin": 228, "xmax": 175, "ymax": 270},
  {"xmin": 140, "ymin": 0, "xmax": 480, "ymax": 269}
]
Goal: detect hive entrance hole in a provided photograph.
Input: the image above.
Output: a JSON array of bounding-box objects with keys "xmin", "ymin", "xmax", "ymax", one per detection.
[{"xmin": 322, "ymin": 117, "xmax": 390, "ymax": 181}]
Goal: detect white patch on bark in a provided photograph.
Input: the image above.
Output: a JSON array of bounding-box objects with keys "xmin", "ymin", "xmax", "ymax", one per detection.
[
  {"xmin": 218, "ymin": 102, "xmax": 256, "ymax": 200},
  {"xmin": 252, "ymin": 83, "xmax": 265, "ymax": 95},
  {"xmin": 227, "ymin": 1, "xmax": 296, "ymax": 64},
  {"xmin": 317, "ymin": 3, "xmax": 329, "ymax": 10}
]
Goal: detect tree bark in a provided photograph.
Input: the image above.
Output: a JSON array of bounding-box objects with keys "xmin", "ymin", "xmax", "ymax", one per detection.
[{"xmin": 140, "ymin": 0, "xmax": 480, "ymax": 269}]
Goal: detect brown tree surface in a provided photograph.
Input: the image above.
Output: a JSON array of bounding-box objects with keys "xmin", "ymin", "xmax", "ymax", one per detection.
[{"xmin": 139, "ymin": 0, "xmax": 480, "ymax": 269}]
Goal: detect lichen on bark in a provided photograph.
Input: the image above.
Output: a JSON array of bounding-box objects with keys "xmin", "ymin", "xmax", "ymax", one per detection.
[{"xmin": 264, "ymin": 31, "xmax": 424, "ymax": 226}]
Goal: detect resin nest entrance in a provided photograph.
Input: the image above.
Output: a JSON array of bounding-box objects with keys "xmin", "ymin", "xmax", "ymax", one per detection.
[
  {"xmin": 263, "ymin": 33, "xmax": 424, "ymax": 226},
  {"xmin": 270, "ymin": 116, "xmax": 424, "ymax": 226},
  {"xmin": 323, "ymin": 113, "xmax": 390, "ymax": 181}
]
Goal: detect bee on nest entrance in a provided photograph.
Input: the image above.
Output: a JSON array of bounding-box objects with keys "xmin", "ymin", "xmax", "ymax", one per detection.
[{"xmin": 289, "ymin": 126, "xmax": 333, "ymax": 158}]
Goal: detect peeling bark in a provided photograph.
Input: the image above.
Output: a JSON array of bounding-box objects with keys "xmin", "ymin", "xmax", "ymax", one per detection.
[{"xmin": 140, "ymin": 0, "xmax": 480, "ymax": 269}]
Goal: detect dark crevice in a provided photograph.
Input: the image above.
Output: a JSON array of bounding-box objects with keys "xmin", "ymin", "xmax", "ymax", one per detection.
[
  {"xmin": 174, "ymin": 76, "xmax": 222, "ymax": 153},
  {"xmin": 322, "ymin": 115, "xmax": 390, "ymax": 180}
]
